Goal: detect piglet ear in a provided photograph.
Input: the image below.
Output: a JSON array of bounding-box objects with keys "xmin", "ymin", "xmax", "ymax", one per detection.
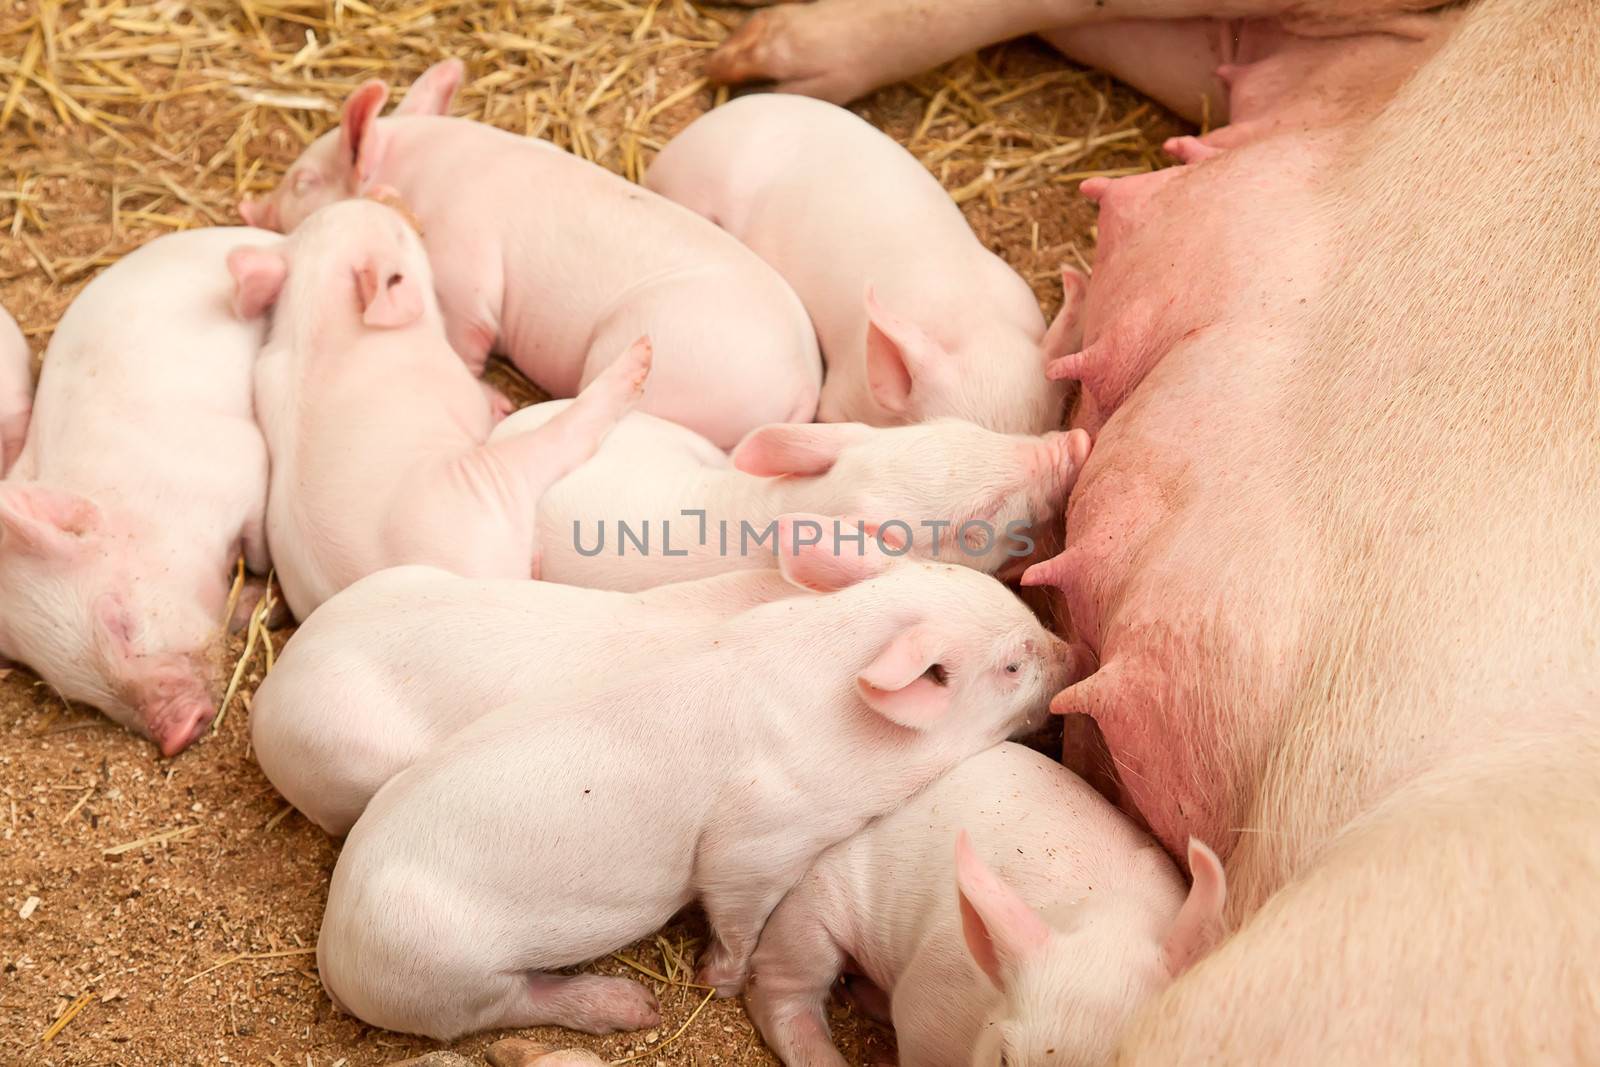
[
  {"xmin": 394, "ymin": 58, "xmax": 464, "ymax": 116},
  {"xmin": 1161, "ymin": 838, "xmax": 1228, "ymax": 976},
  {"xmin": 774, "ymin": 513, "xmax": 894, "ymax": 592},
  {"xmin": 732, "ymin": 422, "xmax": 874, "ymax": 477},
  {"xmin": 355, "ymin": 261, "xmax": 424, "ymax": 329},
  {"xmin": 0, "ymin": 482, "xmax": 102, "ymax": 556},
  {"xmin": 955, "ymin": 830, "xmax": 1052, "ymax": 991},
  {"xmin": 1041, "ymin": 266, "xmax": 1088, "ymax": 364},
  {"xmin": 857, "ymin": 622, "xmax": 952, "ymax": 728},
  {"xmin": 227, "ymin": 246, "xmax": 288, "ymax": 320},
  {"xmin": 340, "ymin": 80, "xmax": 391, "ymax": 192},
  {"xmin": 864, "ymin": 285, "xmax": 946, "ymax": 418}
]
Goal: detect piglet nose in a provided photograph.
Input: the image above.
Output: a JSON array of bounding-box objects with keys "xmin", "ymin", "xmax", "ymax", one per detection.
[
  {"xmin": 1041, "ymin": 634, "xmax": 1093, "ymax": 691},
  {"xmin": 1037, "ymin": 429, "xmax": 1093, "ymax": 497},
  {"xmin": 154, "ymin": 700, "xmax": 216, "ymax": 757}
]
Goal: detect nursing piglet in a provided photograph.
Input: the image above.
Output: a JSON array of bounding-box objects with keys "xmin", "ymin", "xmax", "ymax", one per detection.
[
  {"xmin": 239, "ymin": 61, "xmax": 820, "ymax": 448},
  {"xmin": 229, "ymin": 198, "xmax": 649, "ymax": 619},
  {"xmin": 746, "ymin": 743, "xmax": 1225, "ymax": 1067},
  {"xmin": 316, "ymin": 523, "xmax": 1083, "ymax": 1040},
  {"xmin": 0, "ymin": 228, "xmax": 275, "ymax": 753},
  {"xmin": 496, "ymin": 403, "xmax": 1091, "ymax": 589},
  {"xmin": 645, "ymin": 94, "xmax": 1071, "ymax": 433},
  {"xmin": 251, "ymin": 563, "xmax": 796, "ymax": 836},
  {"xmin": 0, "ymin": 305, "xmax": 31, "ymax": 473}
]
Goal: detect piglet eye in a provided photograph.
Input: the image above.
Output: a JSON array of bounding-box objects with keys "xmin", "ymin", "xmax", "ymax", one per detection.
[
  {"xmin": 386, "ymin": 273, "xmax": 403, "ymax": 289},
  {"xmin": 1005, "ymin": 663, "xmax": 1020, "ymax": 674}
]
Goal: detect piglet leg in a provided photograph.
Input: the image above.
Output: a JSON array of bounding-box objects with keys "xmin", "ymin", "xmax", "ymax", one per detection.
[
  {"xmin": 475, "ymin": 337, "xmax": 651, "ymax": 574},
  {"xmin": 696, "ymin": 877, "xmax": 796, "ymax": 997},
  {"xmin": 513, "ymin": 973, "xmax": 661, "ymax": 1034},
  {"xmin": 745, "ymin": 892, "xmax": 852, "ymax": 1067}
]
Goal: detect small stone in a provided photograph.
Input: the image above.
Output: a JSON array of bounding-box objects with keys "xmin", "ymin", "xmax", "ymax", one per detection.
[
  {"xmin": 645, "ymin": 1030, "xmax": 660, "ymax": 1044},
  {"xmin": 386, "ymin": 1054, "xmax": 477, "ymax": 1067},
  {"xmin": 534, "ymin": 1053, "xmax": 606, "ymax": 1067},
  {"xmin": 484, "ymin": 1039, "xmax": 552, "ymax": 1067},
  {"xmin": 486, "ymin": 1041, "xmax": 607, "ymax": 1067},
  {"xmin": 18, "ymin": 896, "xmax": 39, "ymax": 920}
]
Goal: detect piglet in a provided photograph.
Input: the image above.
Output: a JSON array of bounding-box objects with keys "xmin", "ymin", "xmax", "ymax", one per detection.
[
  {"xmin": 252, "ymin": 563, "xmax": 797, "ymax": 836},
  {"xmin": 229, "ymin": 198, "xmax": 650, "ymax": 620},
  {"xmin": 645, "ymin": 94, "xmax": 1073, "ymax": 433},
  {"xmin": 495, "ymin": 404, "xmax": 1091, "ymax": 589},
  {"xmin": 746, "ymin": 742, "xmax": 1226, "ymax": 1067},
  {"xmin": 238, "ymin": 61, "xmax": 820, "ymax": 449},
  {"xmin": 0, "ymin": 228, "xmax": 276, "ymax": 753},
  {"xmin": 316, "ymin": 520, "xmax": 1084, "ymax": 1040},
  {"xmin": 0, "ymin": 305, "xmax": 31, "ymax": 473}
]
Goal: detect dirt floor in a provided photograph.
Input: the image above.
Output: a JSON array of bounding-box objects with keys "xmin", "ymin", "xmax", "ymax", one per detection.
[{"xmin": 0, "ymin": 2, "xmax": 1181, "ymax": 1064}]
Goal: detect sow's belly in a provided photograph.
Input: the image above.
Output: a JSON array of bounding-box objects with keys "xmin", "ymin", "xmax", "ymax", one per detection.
[{"xmin": 1052, "ymin": 326, "xmax": 1325, "ymax": 860}]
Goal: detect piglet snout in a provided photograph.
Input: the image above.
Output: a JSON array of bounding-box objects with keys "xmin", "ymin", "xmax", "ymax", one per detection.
[
  {"xmin": 1044, "ymin": 634, "xmax": 1092, "ymax": 694},
  {"xmin": 1038, "ymin": 429, "xmax": 1093, "ymax": 498},
  {"xmin": 128, "ymin": 656, "xmax": 219, "ymax": 756},
  {"xmin": 151, "ymin": 698, "xmax": 217, "ymax": 756}
]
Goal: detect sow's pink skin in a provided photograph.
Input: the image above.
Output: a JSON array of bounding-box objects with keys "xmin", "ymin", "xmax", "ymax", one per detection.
[
  {"xmin": 0, "ymin": 305, "xmax": 31, "ymax": 473},
  {"xmin": 238, "ymin": 61, "xmax": 821, "ymax": 449},
  {"xmin": 315, "ymin": 523, "xmax": 1085, "ymax": 1041},
  {"xmin": 746, "ymin": 744, "xmax": 1225, "ymax": 1067},
  {"xmin": 704, "ymin": 0, "xmax": 1449, "ymax": 112},
  {"xmin": 495, "ymin": 403, "xmax": 1091, "ymax": 590},
  {"xmin": 644, "ymin": 94, "xmax": 1069, "ymax": 434},
  {"xmin": 0, "ymin": 228, "xmax": 277, "ymax": 755},
  {"xmin": 250, "ymin": 563, "xmax": 801, "ymax": 837},
  {"xmin": 713, "ymin": 1, "xmax": 1600, "ymax": 1062},
  {"xmin": 230, "ymin": 198, "xmax": 650, "ymax": 621}
]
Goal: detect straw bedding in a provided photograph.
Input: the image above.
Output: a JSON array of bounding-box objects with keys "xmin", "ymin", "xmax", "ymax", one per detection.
[{"xmin": 0, "ymin": 2, "xmax": 1180, "ymax": 1063}]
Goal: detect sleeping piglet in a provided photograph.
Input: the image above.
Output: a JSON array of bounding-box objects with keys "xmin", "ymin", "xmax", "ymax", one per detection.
[
  {"xmin": 251, "ymin": 563, "xmax": 799, "ymax": 836},
  {"xmin": 645, "ymin": 93, "xmax": 1074, "ymax": 434},
  {"xmin": 746, "ymin": 742, "xmax": 1226, "ymax": 1067},
  {"xmin": 316, "ymin": 521, "xmax": 1084, "ymax": 1040},
  {"xmin": 0, "ymin": 228, "xmax": 276, "ymax": 753},
  {"xmin": 496, "ymin": 403, "xmax": 1092, "ymax": 590},
  {"xmin": 228, "ymin": 197, "xmax": 650, "ymax": 620},
  {"xmin": 0, "ymin": 305, "xmax": 32, "ymax": 473},
  {"xmin": 238, "ymin": 61, "xmax": 820, "ymax": 449}
]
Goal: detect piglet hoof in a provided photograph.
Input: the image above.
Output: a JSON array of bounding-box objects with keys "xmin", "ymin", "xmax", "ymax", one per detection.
[
  {"xmin": 707, "ymin": 12, "xmax": 791, "ymax": 86},
  {"xmin": 695, "ymin": 948, "xmax": 749, "ymax": 998},
  {"xmin": 481, "ymin": 381, "xmax": 517, "ymax": 424},
  {"xmin": 229, "ymin": 579, "xmax": 291, "ymax": 634},
  {"xmin": 1164, "ymin": 135, "xmax": 1224, "ymax": 166},
  {"xmin": 585, "ymin": 978, "xmax": 660, "ymax": 1033},
  {"xmin": 611, "ymin": 335, "xmax": 654, "ymax": 399}
]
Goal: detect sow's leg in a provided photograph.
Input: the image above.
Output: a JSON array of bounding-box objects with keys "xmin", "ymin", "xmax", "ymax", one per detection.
[{"xmin": 705, "ymin": 0, "xmax": 1454, "ymax": 109}]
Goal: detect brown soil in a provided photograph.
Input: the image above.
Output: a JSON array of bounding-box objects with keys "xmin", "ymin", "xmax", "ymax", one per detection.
[{"xmin": 0, "ymin": 3, "xmax": 1180, "ymax": 1064}]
